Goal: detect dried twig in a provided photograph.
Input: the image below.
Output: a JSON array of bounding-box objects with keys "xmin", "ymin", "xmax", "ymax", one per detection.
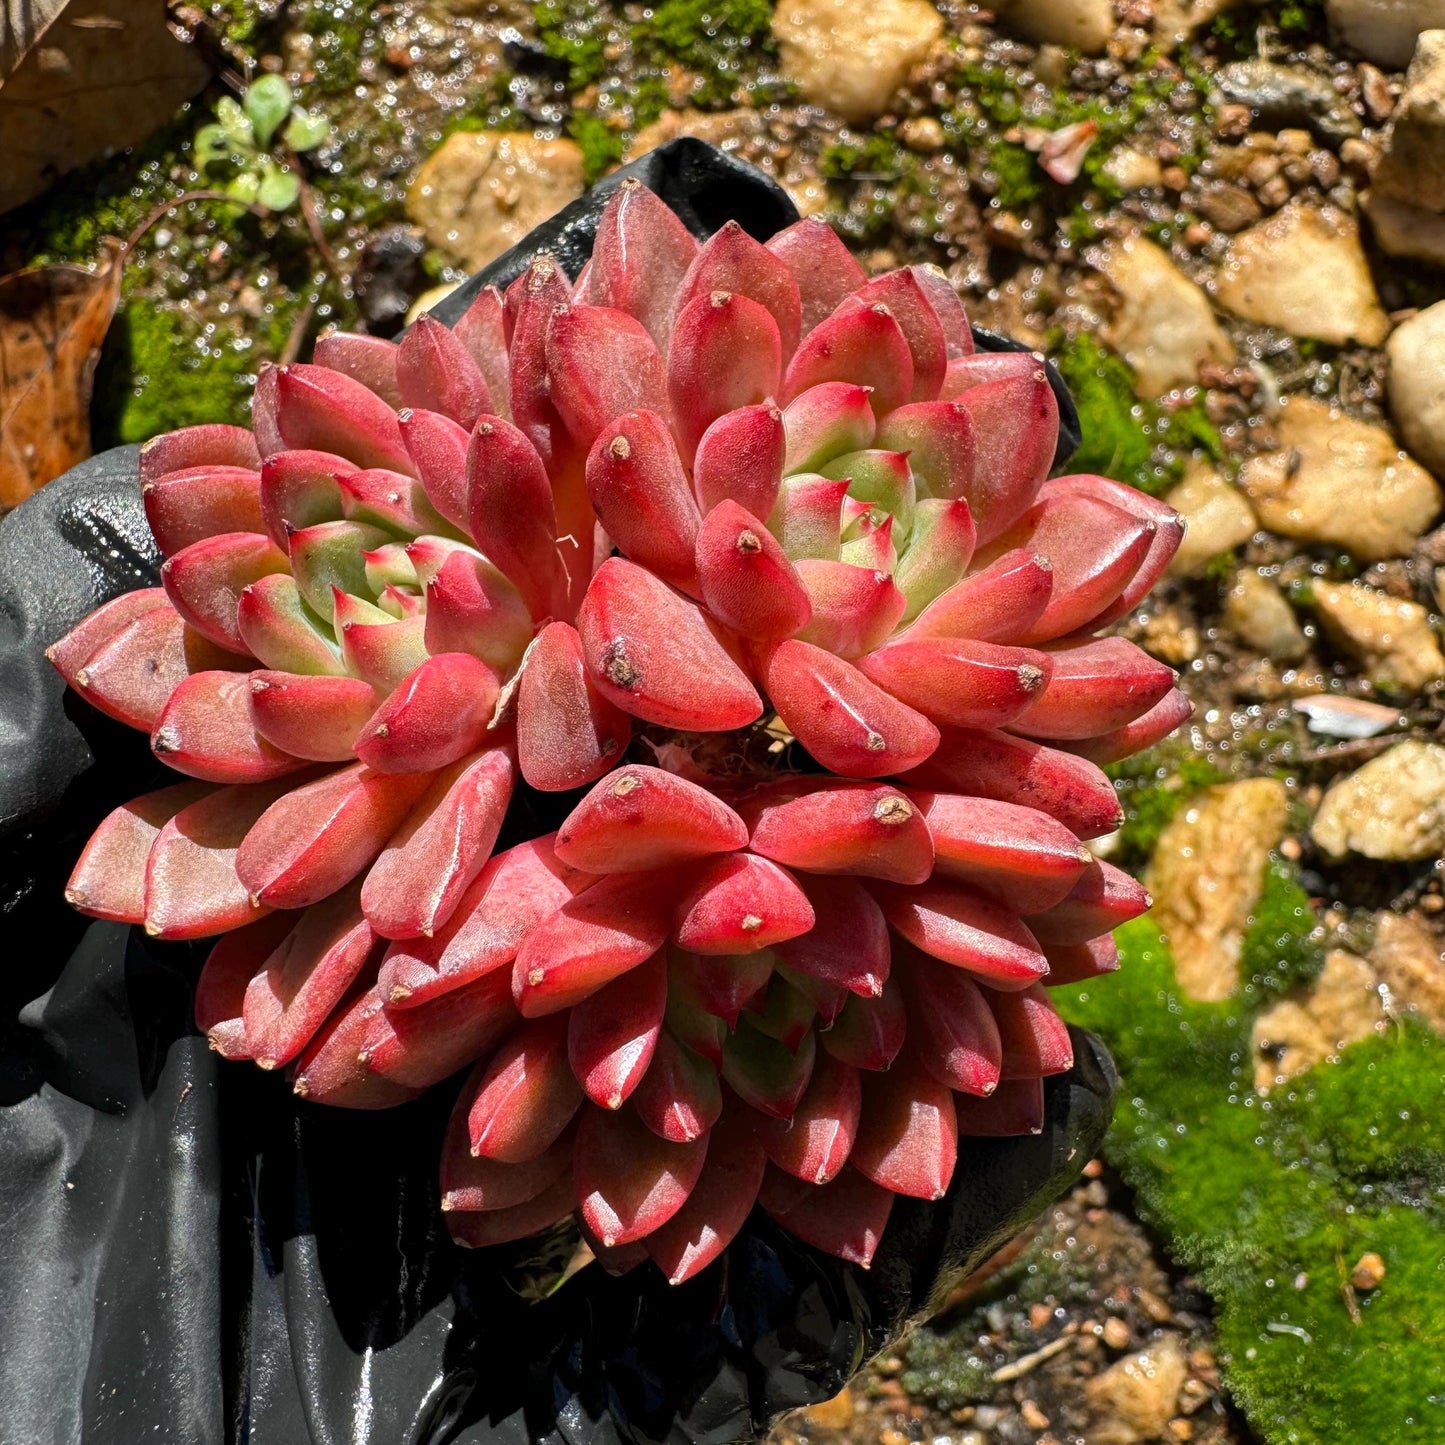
[{"xmin": 990, "ymin": 1335, "xmax": 1074, "ymax": 1383}]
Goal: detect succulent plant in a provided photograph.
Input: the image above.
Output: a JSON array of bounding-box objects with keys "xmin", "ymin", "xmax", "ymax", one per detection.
[{"xmin": 49, "ymin": 182, "xmax": 1188, "ymax": 1282}]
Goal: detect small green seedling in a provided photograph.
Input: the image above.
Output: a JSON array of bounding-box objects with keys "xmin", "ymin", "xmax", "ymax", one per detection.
[{"xmin": 193, "ymin": 75, "xmax": 330, "ymax": 211}]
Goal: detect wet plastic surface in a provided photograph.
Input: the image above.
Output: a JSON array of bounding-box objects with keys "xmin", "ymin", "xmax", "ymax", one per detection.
[{"xmin": 0, "ymin": 142, "xmax": 1111, "ymax": 1445}]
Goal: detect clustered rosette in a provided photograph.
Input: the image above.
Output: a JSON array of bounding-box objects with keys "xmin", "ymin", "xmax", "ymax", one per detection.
[{"xmin": 49, "ymin": 181, "xmax": 1188, "ymax": 1283}]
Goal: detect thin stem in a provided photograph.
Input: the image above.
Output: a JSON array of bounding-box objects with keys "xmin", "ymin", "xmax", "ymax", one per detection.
[{"xmin": 122, "ymin": 189, "xmax": 267, "ymax": 256}]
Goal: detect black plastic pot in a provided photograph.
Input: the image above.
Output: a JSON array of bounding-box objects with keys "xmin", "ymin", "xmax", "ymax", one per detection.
[{"xmin": 0, "ymin": 139, "xmax": 1111, "ymax": 1445}]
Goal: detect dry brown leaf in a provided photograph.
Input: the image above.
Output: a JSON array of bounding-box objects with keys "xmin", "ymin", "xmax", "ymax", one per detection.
[
  {"xmin": 0, "ymin": 0, "xmax": 210, "ymax": 213},
  {"xmin": 0, "ymin": 237, "xmax": 123, "ymax": 508}
]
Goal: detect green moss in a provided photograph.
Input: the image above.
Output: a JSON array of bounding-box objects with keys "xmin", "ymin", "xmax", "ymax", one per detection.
[
  {"xmin": 289, "ymin": 0, "xmax": 374, "ymax": 95},
  {"xmin": 820, "ymin": 134, "xmax": 905, "ymax": 182},
  {"xmin": 644, "ymin": 0, "xmax": 775, "ymax": 105},
  {"xmin": 533, "ymin": 0, "xmax": 614, "ymax": 89},
  {"xmin": 91, "ymin": 298, "xmax": 301, "ymax": 446},
  {"xmin": 987, "ymin": 141, "xmax": 1045, "ymax": 209},
  {"xmin": 1107, "ymin": 742, "xmax": 1225, "ymax": 868},
  {"xmin": 569, "ymin": 113, "xmax": 629, "ymax": 185},
  {"xmin": 1239, "ymin": 857, "xmax": 1324, "ymax": 1003},
  {"xmin": 1056, "ymin": 335, "xmax": 1221, "ymax": 496},
  {"xmin": 535, "ymin": 0, "xmax": 778, "ymax": 111},
  {"xmin": 1058, "ymin": 336, "xmax": 1156, "ymax": 484},
  {"xmin": 1057, "ymin": 923, "xmax": 1445, "ymax": 1444}
]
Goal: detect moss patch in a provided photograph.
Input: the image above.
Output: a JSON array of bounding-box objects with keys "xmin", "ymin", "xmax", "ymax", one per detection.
[
  {"xmin": 1056, "ymin": 335, "xmax": 1223, "ymax": 496},
  {"xmin": 1106, "ymin": 740, "xmax": 1225, "ymax": 869},
  {"xmin": 91, "ymin": 296, "xmax": 304, "ymax": 446},
  {"xmin": 1057, "ymin": 922, "xmax": 1445, "ymax": 1443}
]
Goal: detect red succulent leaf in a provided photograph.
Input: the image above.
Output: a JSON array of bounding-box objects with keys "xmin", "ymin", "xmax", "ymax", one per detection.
[
  {"xmin": 760, "ymin": 639, "xmax": 940, "ymax": 778},
  {"xmin": 574, "ymin": 1099, "xmax": 709, "ymax": 1247},
  {"xmin": 468, "ymin": 1012, "xmax": 584, "ymax": 1162},
  {"xmin": 312, "ymin": 330, "xmax": 402, "ymax": 408},
  {"xmin": 140, "ymin": 422, "xmax": 260, "ymax": 482},
  {"xmin": 360, "ymin": 746, "xmax": 515, "ymax": 940},
  {"xmin": 850, "ymin": 1053, "xmax": 958, "ymax": 1200},
  {"xmin": 692, "ymin": 402, "xmax": 786, "ymax": 520},
  {"xmin": 578, "ymin": 557, "xmax": 762, "ymax": 730},
  {"xmin": 397, "ymin": 314, "xmax": 493, "ymax": 432}
]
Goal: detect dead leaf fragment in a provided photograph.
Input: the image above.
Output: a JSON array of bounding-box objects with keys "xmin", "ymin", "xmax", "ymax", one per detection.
[
  {"xmin": 0, "ymin": 0, "xmax": 210, "ymax": 213},
  {"xmin": 0, "ymin": 237, "xmax": 123, "ymax": 507}
]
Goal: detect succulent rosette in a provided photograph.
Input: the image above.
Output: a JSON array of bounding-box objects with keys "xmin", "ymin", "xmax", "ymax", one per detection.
[{"xmin": 49, "ymin": 181, "xmax": 1187, "ymax": 1284}]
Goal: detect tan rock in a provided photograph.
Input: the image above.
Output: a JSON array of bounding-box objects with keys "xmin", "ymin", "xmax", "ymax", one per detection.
[
  {"xmin": 1165, "ymin": 462, "xmax": 1256, "ymax": 576},
  {"xmin": 1147, "ymin": 779, "xmax": 1291, "ymax": 1001},
  {"xmin": 1238, "ymin": 397, "xmax": 1442, "ymax": 561},
  {"xmin": 1214, "ymin": 202, "xmax": 1390, "ymax": 346},
  {"xmin": 1311, "ymin": 740, "xmax": 1445, "ymax": 860},
  {"xmin": 1388, "ymin": 301, "xmax": 1445, "ymax": 480},
  {"xmin": 1328, "ymin": 0, "xmax": 1445, "ymax": 69},
  {"xmin": 1314, "ymin": 581, "xmax": 1445, "ymax": 693},
  {"xmin": 995, "ymin": 0, "xmax": 1116, "ymax": 53},
  {"xmin": 1101, "ymin": 148, "xmax": 1164, "ymax": 192},
  {"xmin": 771, "ymin": 0, "xmax": 943, "ymax": 123},
  {"xmin": 1252, "ymin": 950, "xmax": 1385, "ymax": 1090},
  {"xmin": 627, "ymin": 108, "xmax": 766, "ymax": 160},
  {"xmin": 1374, "ymin": 30, "xmax": 1445, "ymax": 213},
  {"xmin": 1100, "ymin": 236, "xmax": 1234, "ymax": 397},
  {"xmin": 1225, "ymin": 569, "xmax": 1308, "ymax": 663},
  {"xmin": 1369, "ymin": 911, "xmax": 1445, "ymax": 1029},
  {"xmin": 1363, "ymin": 190, "xmax": 1445, "ymax": 267},
  {"xmin": 406, "ymin": 132, "xmax": 586, "ymax": 271},
  {"xmin": 1084, "ymin": 1336, "xmax": 1189, "ymax": 1445},
  {"xmin": 405, "ymin": 283, "xmax": 460, "ymax": 325}
]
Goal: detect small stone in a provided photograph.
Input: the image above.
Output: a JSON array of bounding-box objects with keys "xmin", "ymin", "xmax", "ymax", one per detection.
[
  {"xmin": 1362, "ymin": 190, "xmax": 1445, "ymax": 267},
  {"xmin": 1142, "ymin": 608, "xmax": 1200, "ymax": 665},
  {"xmin": 1360, "ymin": 63, "xmax": 1397, "ymax": 123},
  {"xmin": 879, "ymin": 1429, "xmax": 910, "ymax": 1445},
  {"xmin": 405, "ymin": 283, "xmax": 460, "ymax": 326},
  {"xmin": 627, "ymin": 108, "xmax": 766, "ymax": 161},
  {"xmin": 772, "ymin": 0, "xmax": 944, "ymax": 123},
  {"xmin": 1215, "ymin": 59, "xmax": 1361, "ymax": 142},
  {"xmin": 1351, "ymin": 1251, "xmax": 1387, "ymax": 1290},
  {"xmin": 1103, "ymin": 1316, "xmax": 1132, "ymax": 1350},
  {"xmin": 1374, "ymin": 29, "xmax": 1445, "ymax": 211},
  {"xmin": 1369, "ymin": 910, "xmax": 1445, "ymax": 1028},
  {"xmin": 993, "ymin": 0, "xmax": 1116, "ymax": 51},
  {"xmin": 802, "ymin": 1387, "xmax": 856, "ymax": 1429},
  {"xmin": 1340, "ymin": 136, "xmax": 1382, "ymax": 175},
  {"xmin": 1196, "ymin": 182, "xmax": 1263, "ymax": 233},
  {"xmin": 1214, "ymin": 202, "xmax": 1391, "ymax": 346},
  {"xmin": 406, "ymin": 132, "xmax": 585, "ymax": 271},
  {"xmin": 1388, "ymin": 301, "xmax": 1445, "ymax": 480},
  {"xmin": 1101, "ymin": 147, "xmax": 1164, "ymax": 191},
  {"xmin": 1020, "ymin": 1400, "xmax": 1051, "ymax": 1430},
  {"xmin": 1237, "ymin": 397, "xmax": 1442, "ymax": 561},
  {"xmin": 900, "ymin": 115, "xmax": 946, "ymax": 151},
  {"xmin": 1099, "ymin": 235, "xmax": 1234, "ymax": 397},
  {"xmin": 1252, "ymin": 950, "xmax": 1386, "ymax": 1090},
  {"xmin": 1255, "ymin": 174, "xmax": 1292, "ymax": 210},
  {"xmin": 1328, "ymin": 0, "xmax": 1445, "ymax": 68},
  {"xmin": 1314, "ymin": 581, "xmax": 1445, "ymax": 693},
  {"xmin": 1165, "ymin": 461, "xmax": 1257, "ymax": 576},
  {"xmin": 1225, "ymin": 570, "xmax": 1308, "ymax": 663},
  {"xmin": 1311, "ymin": 740, "xmax": 1445, "ymax": 860},
  {"xmin": 1084, "ymin": 1336, "xmax": 1189, "ymax": 1445},
  {"xmin": 1147, "ymin": 779, "xmax": 1291, "ymax": 1001}
]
